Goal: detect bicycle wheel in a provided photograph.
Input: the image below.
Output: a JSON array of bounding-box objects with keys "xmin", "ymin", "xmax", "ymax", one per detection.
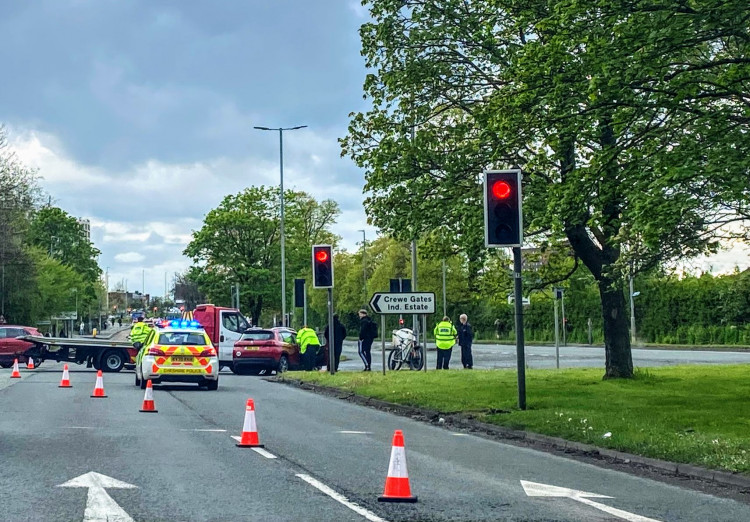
[
  {"xmin": 387, "ymin": 348, "xmax": 403, "ymax": 371},
  {"xmin": 409, "ymin": 346, "xmax": 424, "ymax": 371}
]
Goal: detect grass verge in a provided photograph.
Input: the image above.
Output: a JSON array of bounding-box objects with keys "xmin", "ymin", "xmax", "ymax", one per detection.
[{"xmin": 282, "ymin": 365, "xmax": 750, "ymax": 474}]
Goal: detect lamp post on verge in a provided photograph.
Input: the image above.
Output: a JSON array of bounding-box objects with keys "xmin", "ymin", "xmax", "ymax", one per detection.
[
  {"xmin": 254, "ymin": 125, "xmax": 308, "ymax": 327},
  {"xmin": 358, "ymin": 229, "xmax": 367, "ymax": 304}
]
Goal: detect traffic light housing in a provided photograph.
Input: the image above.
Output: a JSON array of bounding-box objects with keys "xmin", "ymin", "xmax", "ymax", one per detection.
[
  {"xmin": 483, "ymin": 169, "xmax": 522, "ymax": 247},
  {"xmin": 312, "ymin": 245, "xmax": 333, "ymax": 288}
]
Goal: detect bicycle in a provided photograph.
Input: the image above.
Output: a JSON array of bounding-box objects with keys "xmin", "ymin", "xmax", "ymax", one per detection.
[{"xmin": 388, "ymin": 328, "xmax": 424, "ymax": 371}]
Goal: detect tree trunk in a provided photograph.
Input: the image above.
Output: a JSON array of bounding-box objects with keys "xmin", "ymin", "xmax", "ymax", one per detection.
[{"xmin": 598, "ymin": 277, "xmax": 633, "ymax": 378}]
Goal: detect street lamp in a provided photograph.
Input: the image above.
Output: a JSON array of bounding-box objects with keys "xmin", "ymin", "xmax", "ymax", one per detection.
[
  {"xmin": 254, "ymin": 125, "xmax": 308, "ymax": 327},
  {"xmin": 358, "ymin": 229, "xmax": 367, "ymax": 304}
]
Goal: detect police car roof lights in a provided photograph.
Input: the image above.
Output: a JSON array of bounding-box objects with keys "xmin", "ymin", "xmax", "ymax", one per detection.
[{"xmin": 165, "ymin": 320, "xmax": 203, "ymax": 329}]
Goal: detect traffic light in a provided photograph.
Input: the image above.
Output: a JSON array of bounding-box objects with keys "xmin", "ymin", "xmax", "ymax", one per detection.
[
  {"xmin": 483, "ymin": 169, "xmax": 522, "ymax": 247},
  {"xmin": 312, "ymin": 245, "xmax": 333, "ymax": 288}
]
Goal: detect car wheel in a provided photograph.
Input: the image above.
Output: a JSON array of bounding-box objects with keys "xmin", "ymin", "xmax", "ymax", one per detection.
[
  {"xmin": 101, "ymin": 350, "xmax": 125, "ymax": 373},
  {"xmin": 206, "ymin": 379, "xmax": 218, "ymax": 391},
  {"xmin": 277, "ymin": 355, "xmax": 289, "ymax": 373}
]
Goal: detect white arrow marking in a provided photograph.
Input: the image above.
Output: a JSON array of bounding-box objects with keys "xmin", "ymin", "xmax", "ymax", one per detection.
[
  {"xmin": 58, "ymin": 471, "xmax": 137, "ymax": 522},
  {"xmin": 521, "ymin": 480, "xmax": 662, "ymax": 522}
]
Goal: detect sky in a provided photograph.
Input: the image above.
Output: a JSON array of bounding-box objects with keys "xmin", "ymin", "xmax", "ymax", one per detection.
[{"xmin": 1, "ymin": 1, "xmax": 747, "ymax": 298}]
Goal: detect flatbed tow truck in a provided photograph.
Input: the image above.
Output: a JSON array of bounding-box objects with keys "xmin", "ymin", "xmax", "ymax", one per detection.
[{"xmin": 18, "ymin": 335, "xmax": 138, "ymax": 373}]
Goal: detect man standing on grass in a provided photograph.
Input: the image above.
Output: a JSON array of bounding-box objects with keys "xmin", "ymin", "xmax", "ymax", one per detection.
[
  {"xmin": 434, "ymin": 316, "xmax": 457, "ymax": 370},
  {"xmin": 457, "ymin": 313, "xmax": 474, "ymax": 369}
]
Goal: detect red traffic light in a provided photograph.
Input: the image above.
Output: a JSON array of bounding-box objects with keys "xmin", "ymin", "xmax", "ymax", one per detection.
[
  {"xmin": 315, "ymin": 250, "xmax": 329, "ymax": 263},
  {"xmin": 492, "ymin": 180, "xmax": 512, "ymax": 199}
]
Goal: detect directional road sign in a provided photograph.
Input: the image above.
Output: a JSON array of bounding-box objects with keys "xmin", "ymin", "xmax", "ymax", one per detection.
[{"xmin": 369, "ymin": 292, "xmax": 436, "ymax": 315}]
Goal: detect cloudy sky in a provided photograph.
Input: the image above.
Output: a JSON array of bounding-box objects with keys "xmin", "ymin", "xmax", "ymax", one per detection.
[{"xmin": 1, "ymin": 1, "xmax": 747, "ymax": 298}]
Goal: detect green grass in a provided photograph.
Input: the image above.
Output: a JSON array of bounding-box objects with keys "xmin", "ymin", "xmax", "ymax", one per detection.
[{"xmin": 283, "ymin": 365, "xmax": 750, "ymax": 474}]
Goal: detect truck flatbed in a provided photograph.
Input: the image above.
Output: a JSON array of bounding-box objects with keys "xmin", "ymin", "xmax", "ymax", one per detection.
[{"xmin": 19, "ymin": 335, "xmax": 138, "ymax": 373}]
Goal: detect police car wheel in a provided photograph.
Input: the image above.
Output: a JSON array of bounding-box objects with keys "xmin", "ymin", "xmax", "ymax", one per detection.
[
  {"xmin": 206, "ymin": 379, "xmax": 218, "ymax": 391},
  {"xmin": 135, "ymin": 372, "xmax": 141, "ymax": 387},
  {"xmin": 140, "ymin": 377, "xmax": 147, "ymax": 389}
]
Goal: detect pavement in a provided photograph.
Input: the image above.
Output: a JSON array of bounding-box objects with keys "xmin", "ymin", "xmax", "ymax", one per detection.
[
  {"xmin": 337, "ymin": 340, "xmax": 750, "ymax": 372},
  {"xmin": 2, "ymin": 364, "xmax": 750, "ymax": 521}
]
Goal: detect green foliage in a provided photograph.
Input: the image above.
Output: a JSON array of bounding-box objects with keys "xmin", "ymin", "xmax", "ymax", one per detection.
[
  {"xmin": 292, "ymin": 365, "xmax": 750, "ymax": 474},
  {"xmin": 184, "ymin": 186, "xmax": 340, "ymax": 325},
  {"xmin": 343, "ymin": 0, "xmax": 750, "ymax": 377}
]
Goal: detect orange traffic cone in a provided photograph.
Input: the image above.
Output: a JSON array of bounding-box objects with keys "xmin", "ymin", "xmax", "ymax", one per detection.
[
  {"xmin": 90, "ymin": 370, "xmax": 107, "ymax": 398},
  {"xmin": 59, "ymin": 364, "xmax": 72, "ymax": 388},
  {"xmin": 10, "ymin": 358, "xmax": 21, "ymax": 378},
  {"xmin": 236, "ymin": 398, "xmax": 263, "ymax": 447},
  {"xmin": 26, "ymin": 357, "xmax": 35, "ymax": 370},
  {"xmin": 139, "ymin": 380, "xmax": 158, "ymax": 413},
  {"xmin": 378, "ymin": 430, "xmax": 418, "ymax": 502}
]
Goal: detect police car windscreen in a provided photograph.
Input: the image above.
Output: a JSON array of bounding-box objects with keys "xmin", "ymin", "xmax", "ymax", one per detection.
[
  {"xmin": 158, "ymin": 332, "xmax": 208, "ymax": 346},
  {"xmin": 240, "ymin": 331, "xmax": 274, "ymax": 341}
]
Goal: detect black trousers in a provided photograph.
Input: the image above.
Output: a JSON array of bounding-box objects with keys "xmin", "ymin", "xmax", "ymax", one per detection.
[
  {"xmin": 358, "ymin": 339, "xmax": 373, "ymax": 369},
  {"xmin": 436, "ymin": 347, "xmax": 453, "ymax": 369},
  {"xmin": 460, "ymin": 344, "xmax": 473, "ymax": 368},
  {"xmin": 334, "ymin": 343, "xmax": 343, "ymax": 371},
  {"xmin": 302, "ymin": 347, "xmax": 318, "ymax": 371}
]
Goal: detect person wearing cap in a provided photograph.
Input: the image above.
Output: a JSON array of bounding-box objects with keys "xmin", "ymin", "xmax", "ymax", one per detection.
[
  {"xmin": 358, "ymin": 309, "xmax": 377, "ymax": 371},
  {"xmin": 433, "ymin": 316, "xmax": 457, "ymax": 370}
]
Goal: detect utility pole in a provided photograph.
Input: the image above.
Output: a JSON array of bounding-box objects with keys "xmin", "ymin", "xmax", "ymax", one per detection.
[
  {"xmin": 629, "ymin": 262, "xmax": 637, "ymax": 344},
  {"xmin": 411, "ymin": 239, "xmax": 419, "ymax": 347},
  {"xmin": 442, "ymin": 259, "xmax": 447, "ymax": 317},
  {"xmin": 358, "ymin": 229, "xmax": 367, "ymax": 304}
]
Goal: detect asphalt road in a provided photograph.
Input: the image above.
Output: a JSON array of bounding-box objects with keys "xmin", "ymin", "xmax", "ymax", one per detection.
[
  {"xmin": 338, "ymin": 340, "xmax": 750, "ymax": 372},
  {"xmin": 2, "ymin": 365, "xmax": 750, "ymax": 521}
]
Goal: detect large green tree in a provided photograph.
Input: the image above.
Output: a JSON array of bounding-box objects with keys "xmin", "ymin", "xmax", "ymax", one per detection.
[
  {"xmin": 343, "ymin": 0, "xmax": 749, "ymax": 378},
  {"xmin": 184, "ymin": 186, "xmax": 340, "ymax": 325}
]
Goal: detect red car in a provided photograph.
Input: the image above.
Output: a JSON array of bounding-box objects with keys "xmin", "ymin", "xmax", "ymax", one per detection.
[
  {"xmin": 0, "ymin": 325, "xmax": 42, "ymax": 367},
  {"xmin": 232, "ymin": 327, "xmax": 328, "ymax": 374}
]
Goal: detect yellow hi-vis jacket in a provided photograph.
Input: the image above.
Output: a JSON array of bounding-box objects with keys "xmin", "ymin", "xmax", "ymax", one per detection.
[
  {"xmin": 130, "ymin": 322, "xmax": 154, "ymax": 345},
  {"xmin": 433, "ymin": 321, "xmax": 457, "ymax": 349},
  {"xmin": 296, "ymin": 327, "xmax": 321, "ymax": 355}
]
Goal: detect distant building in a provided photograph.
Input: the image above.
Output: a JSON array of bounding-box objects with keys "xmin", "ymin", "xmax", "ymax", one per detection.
[{"xmin": 77, "ymin": 218, "xmax": 91, "ymax": 241}]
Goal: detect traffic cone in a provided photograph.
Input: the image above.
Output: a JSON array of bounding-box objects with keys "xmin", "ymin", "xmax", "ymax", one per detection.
[
  {"xmin": 26, "ymin": 357, "xmax": 35, "ymax": 370},
  {"xmin": 90, "ymin": 370, "xmax": 107, "ymax": 398},
  {"xmin": 139, "ymin": 380, "xmax": 158, "ymax": 413},
  {"xmin": 59, "ymin": 364, "xmax": 72, "ymax": 388},
  {"xmin": 378, "ymin": 430, "xmax": 418, "ymax": 502},
  {"xmin": 235, "ymin": 398, "xmax": 263, "ymax": 447},
  {"xmin": 10, "ymin": 358, "xmax": 21, "ymax": 378}
]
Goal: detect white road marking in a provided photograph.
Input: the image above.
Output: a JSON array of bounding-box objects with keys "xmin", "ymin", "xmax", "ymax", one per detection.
[
  {"xmin": 296, "ymin": 473, "xmax": 388, "ymax": 522},
  {"xmin": 58, "ymin": 471, "xmax": 137, "ymax": 522},
  {"xmin": 338, "ymin": 430, "xmax": 372, "ymax": 434},
  {"xmin": 230, "ymin": 436, "xmax": 277, "ymax": 458},
  {"xmin": 180, "ymin": 429, "xmax": 227, "ymax": 432},
  {"xmin": 451, "ymin": 433, "xmax": 470, "ymax": 437},
  {"xmin": 521, "ymin": 480, "xmax": 662, "ymax": 522},
  {"xmin": 64, "ymin": 426, "xmax": 97, "ymax": 429}
]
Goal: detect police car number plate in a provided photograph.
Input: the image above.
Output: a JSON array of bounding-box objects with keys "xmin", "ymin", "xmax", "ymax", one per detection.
[{"xmin": 171, "ymin": 356, "xmax": 193, "ymax": 362}]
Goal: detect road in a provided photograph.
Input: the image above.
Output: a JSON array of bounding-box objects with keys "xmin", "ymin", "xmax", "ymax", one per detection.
[
  {"xmin": 2, "ymin": 365, "xmax": 750, "ymax": 521},
  {"xmin": 338, "ymin": 340, "xmax": 750, "ymax": 372}
]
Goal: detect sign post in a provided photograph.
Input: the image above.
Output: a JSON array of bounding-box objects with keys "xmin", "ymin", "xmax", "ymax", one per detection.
[{"xmin": 369, "ymin": 292, "xmax": 436, "ymax": 373}]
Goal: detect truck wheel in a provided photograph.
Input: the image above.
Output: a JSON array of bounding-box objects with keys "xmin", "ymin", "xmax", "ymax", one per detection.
[
  {"xmin": 0, "ymin": 362, "xmax": 12, "ymax": 368},
  {"xmin": 101, "ymin": 350, "xmax": 125, "ymax": 372},
  {"xmin": 277, "ymin": 355, "xmax": 289, "ymax": 373}
]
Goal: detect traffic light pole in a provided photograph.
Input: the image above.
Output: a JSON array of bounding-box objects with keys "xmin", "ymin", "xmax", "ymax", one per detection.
[
  {"xmin": 327, "ymin": 288, "xmax": 335, "ymax": 375},
  {"xmin": 513, "ymin": 247, "xmax": 526, "ymax": 410}
]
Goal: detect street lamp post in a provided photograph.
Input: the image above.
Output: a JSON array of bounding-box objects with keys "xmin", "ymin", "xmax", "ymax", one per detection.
[
  {"xmin": 358, "ymin": 229, "xmax": 367, "ymax": 303},
  {"xmin": 254, "ymin": 125, "xmax": 307, "ymax": 327}
]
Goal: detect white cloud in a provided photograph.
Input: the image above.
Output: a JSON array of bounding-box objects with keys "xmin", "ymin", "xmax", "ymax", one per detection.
[{"xmin": 114, "ymin": 252, "xmax": 145, "ymax": 263}]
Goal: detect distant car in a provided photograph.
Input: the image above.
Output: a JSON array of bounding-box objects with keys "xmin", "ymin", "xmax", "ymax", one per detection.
[
  {"xmin": 134, "ymin": 323, "xmax": 219, "ymax": 390},
  {"xmin": 232, "ymin": 327, "xmax": 327, "ymax": 374},
  {"xmin": 0, "ymin": 325, "xmax": 42, "ymax": 367}
]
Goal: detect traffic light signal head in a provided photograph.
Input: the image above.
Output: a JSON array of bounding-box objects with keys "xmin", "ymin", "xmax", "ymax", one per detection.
[
  {"xmin": 312, "ymin": 245, "xmax": 334, "ymax": 288},
  {"xmin": 484, "ymin": 169, "xmax": 523, "ymax": 247}
]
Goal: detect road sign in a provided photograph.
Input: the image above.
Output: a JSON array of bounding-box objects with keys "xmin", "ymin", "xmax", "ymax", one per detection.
[
  {"xmin": 369, "ymin": 292, "xmax": 435, "ymax": 314},
  {"xmin": 52, "ymin": 311, "xmax": 78, "ymax": 320}
]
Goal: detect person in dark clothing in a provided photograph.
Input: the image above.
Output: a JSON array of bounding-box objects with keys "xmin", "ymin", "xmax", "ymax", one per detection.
[
  {"xmin": 358, "ymin": 309, "xmax": 377, "ymax": 371},
  {"xmin": 457, "ymin": 313, "xmax": 474, "ymax": 369},
  {"xmin": 324, "ymin": 314, "xmax": 347, "ymax": 372}
]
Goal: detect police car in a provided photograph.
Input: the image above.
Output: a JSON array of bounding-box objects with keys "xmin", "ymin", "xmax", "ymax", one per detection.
[{"xmin": 134, "ymin": 320, "xmax": 219, "ymax": 390}]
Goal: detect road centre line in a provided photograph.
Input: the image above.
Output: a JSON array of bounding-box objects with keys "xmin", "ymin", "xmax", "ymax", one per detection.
[
  {"xmin": 230, "ymin": 436, "xmax": 277, "ymax": 458},
  {"xmin": 338, "ymin": 430, "xmax": 372, "ymax": 434},
  {"xmin": 181, "ymin": 429, "xmax": 227, "ymax": 432},
  {"xmin": 296, "ymin": 474, "xmax": 388, "ymax": 522}
]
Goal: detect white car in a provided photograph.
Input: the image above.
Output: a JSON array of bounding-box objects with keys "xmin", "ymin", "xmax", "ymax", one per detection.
[{"xmin": 134, "ymin": 322, "xmax": 219, "ymax": 390}]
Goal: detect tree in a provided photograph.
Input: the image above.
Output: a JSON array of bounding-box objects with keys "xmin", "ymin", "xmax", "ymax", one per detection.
[
  {"xmin": 343, "ymin": 1, "xmax": 749, "ymax": 378},
  {"xmin": 183, "ymin": 186, "xmax": 340, "ymax": 325}
]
